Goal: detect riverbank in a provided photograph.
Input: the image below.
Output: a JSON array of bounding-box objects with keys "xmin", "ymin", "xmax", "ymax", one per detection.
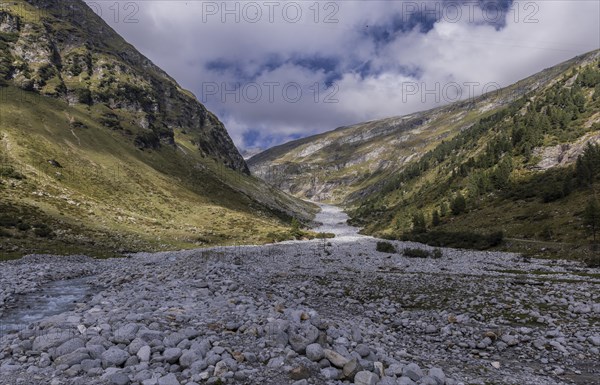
[{"xmin": 0, "ymin": 205, "xmax": 598, "ymax": 385}]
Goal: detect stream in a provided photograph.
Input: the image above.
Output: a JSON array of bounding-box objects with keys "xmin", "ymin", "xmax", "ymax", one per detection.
[
  {"xmin": 312, "ymin": 203, "xmax": 364, "ymax": 238},
  {"xmin": 0, "ymin": 276, "xmax": 93, "ymax": 338},
  {"xmin": 0, "ymin": 205, "xmax": 356, "ymax": 338}
]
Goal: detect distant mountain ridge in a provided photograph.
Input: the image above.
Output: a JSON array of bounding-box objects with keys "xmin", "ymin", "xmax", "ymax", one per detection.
[
  {"xmin": 249, "ymin": 51, "xmax": 599, "ymax": 203},
  {"xmin": 249, "ymin": 50, "xmax": 600, "ymax": 258}
]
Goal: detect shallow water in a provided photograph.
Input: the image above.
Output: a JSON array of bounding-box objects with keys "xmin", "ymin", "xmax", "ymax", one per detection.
[
  {"xmin": 0, "ymin": 276, "xmax": 92, "ymax": 337},
  {"xmin": 312, "ymin": 203, "xmax": 364, "ymax": 238}
]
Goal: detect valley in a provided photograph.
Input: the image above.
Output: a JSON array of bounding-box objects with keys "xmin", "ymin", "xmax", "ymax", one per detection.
[
  {"xmin": 249, "ymin": 50, "xmax": 600, "ymax": 263},
  {"xmin": 0, "ymin": 207, "xmax": 599, "ymax": 385},
  {"xmin": 0, "ymin": 1, "xmax": 599, "ymax": 385}
]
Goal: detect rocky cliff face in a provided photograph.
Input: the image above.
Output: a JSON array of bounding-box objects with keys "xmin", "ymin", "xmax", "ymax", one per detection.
[{"xmin": 0, "ymin": 0, "xmax": 248, "ymax": 173}]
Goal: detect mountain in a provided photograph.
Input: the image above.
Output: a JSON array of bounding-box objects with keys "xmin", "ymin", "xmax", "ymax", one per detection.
[
  {"xmin": 0, "ymin": 0, "xmax": 316, "ymax": 258},
  {"xmin": 249, "ymin": 50, "xmax": 600, "ymax": 260}
]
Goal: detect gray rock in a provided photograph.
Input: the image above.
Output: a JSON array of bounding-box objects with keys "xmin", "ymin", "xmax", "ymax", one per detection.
[
  {"xmin": 124, "ymin": 355, "xmax": 138, "ymax": 367},
  {"xmin": 354, "ymin": 344, "xmax": 371, "ymax": 358},
  {"xmin": 403, "ymin": 363, "xmax": 424, "ymax": 382},
  {"xmin": 342, "ymin": 358, "xmax": 362, "ymax": 380},
  {"xmin": 289, "ymin": 365, "xmax": 311, "ymax": 380},
  {"xmin": 158, "ymin": 373, "xmax": 180, "ymax": 385},
  {"xmin": 137, "ymin": 345, "xmax": 151, "ymax": 362},
  {"xmin": 265, "ymin": 321, "xmax": 289, "ymax": 348},
  {"xmin": 323, "ymin": 348, "xmax": 349, "ymax": 368},
  {"xmin": 128, "ymin": 338, "xmax": 146, "ymax": 355},
  {"xmin": 134, "ymin": 370, "xmax": 154, "ymax": 382},
  {"xmin": 163, "ymin": 332, "xmax": 186, "ymax": 348},
  {"xmin": 33, "ymin": 331, "xmax": 74, "ymax": 351},
  {"xmin": 163, "ymin": 348, "xmax": 182, "ymax": 364},
  {"xmin": 306, "ymin": 343, "xmax": 324, "ymax": 361},
  {"xmin": 81, "ymin": 359, "xmax": 101, "ymax": 372},
  {"xmin": 477, "ymin": 337, "xmax": 492, "ymax": 349},
  {"xmin": 190, "ymin": 339, "xmax": 211, "ymax": 357},
  {"xmin": 351, "ymin": 326, "xmax": 363, "ymax": 343},
  {"xmin": 288, "ymin": 324, "xmax": 320, "ymax": 353},
  {"xmin": 420, "ymin": 376, "xmax": 439, "ymax": 385},
  {"xmin": 320, "ymin": 367, "xmax": 341, "ymax": 380},
  {"xmin": 354, "ymin": 370, "xmax": 379, "ymax": 385},
  {"xmin": 102, "ymin": 347, "xmax": 130, "ymax": 368},
  {"xmin": 114, "ymin": 324, "xmax": 140, "ymax": 344},
  {"xmin": 379, "ymin": 377, "xmax": 398, "ymax": 385},
  {"xmin": 110, "ymin": 372, "xmax": 131, "ymax": 385},
  {"xmin": 387, "ymin": 363, "xmax": 404, "ymax": 377},
  {"xmin": 179, "ymin": 349, "xmax": 201, "ymax": 368},
  {"xmin": 54, "ymin": 338, "xmax": 85, "ymax": 358},
  {"xmin": 54, "ymin": 349, "xmax": 90, "ymax": 367},
  {"xmin": 429, "ymin": 367, "xmax": 446, "ymax": 385},
  {"xmin": 550, "ymin": 341, "xmax": 567, "ymax": 353},
  {"xmin": 398, "ymin": 377, "xmax": 416, "ymax": 385},
  {"xmin": 87, "ymin": 344, "xmax": 106, "ymax": 360},
  {"xmin": 214, "ymin": 360, "xmax": 233, "ymax": 377},
  {"xmin": 190, "ymin": 359, "xmax": 208, "ymax": 374}
]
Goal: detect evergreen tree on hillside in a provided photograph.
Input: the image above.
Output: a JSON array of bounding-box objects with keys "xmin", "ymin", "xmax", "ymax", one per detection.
[
  {"xmin": 431, "ymin": 210, "xmax": 440, "ymax": 227},
  {"xmin": 576, "ymin": 143, "xmax": 600, "ymax": 187},
  {"xmin": 583, "ymin": 198, "xmax": 600, "ymax": 242},
  {"xmin": 412, "ymin": 211, "xmax": 427, "ymax": 234},
  {"xmin": 451, "ymin": 193, "xmax": 467, "ymax": 215}
]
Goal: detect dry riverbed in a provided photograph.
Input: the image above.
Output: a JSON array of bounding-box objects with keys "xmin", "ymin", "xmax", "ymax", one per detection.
[{"xmin": 0, "ymin": 205, "xmax": 599, "ymax": 385}]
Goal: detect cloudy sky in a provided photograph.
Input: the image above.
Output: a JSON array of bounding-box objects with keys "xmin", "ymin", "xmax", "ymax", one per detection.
[{"xmin": 87, "ymin": 0, "xmax": 600, "ymax": 151}]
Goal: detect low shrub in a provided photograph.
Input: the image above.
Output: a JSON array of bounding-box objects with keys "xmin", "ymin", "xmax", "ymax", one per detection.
[
  {"xmin": 432, "ymin": 248, "xmax": 444, "ymax": 259},
  {"xmin": 402, "ymin": 230, "xmax": 504, "ymax": 250},
  {"xmin": 33, "ymin": 223, "xmax": 53, "ymax": 238},
  {"xmin": 266, "ymin": 231, "xmax": 290, "ymax": 243},
  {"xmin": 0, "ymin": 166, "xmax": 24, "ymax": 180},
  {"xmin": 17, "ymin": 222, "xmax": 31, "ymax": 231},
  {"xmin": 585, "ymin": 245, "xmax": 600, "ymax": 268},
  {"xmin": 0, "ymin": 215, "xmax": 18, "ymax": 227},
  {"xmin": 403, "ymin": 248, "xmax": 431, "ymax": 258},
  {"xmin": 316, "ymin": 232, "xmax": 336, "ymax": 239},
  {"xmin": 376, "ymin": 241, "xmax": 397, "ymax": 253},
  {"xmin": 584, "ymin": 256, "xmax": 600, "ymax": 268}
]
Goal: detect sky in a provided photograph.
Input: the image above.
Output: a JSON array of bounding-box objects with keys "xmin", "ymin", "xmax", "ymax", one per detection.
[{"xmin": 86, "ymin": 0, "xmax": 600, "ymax": 151}]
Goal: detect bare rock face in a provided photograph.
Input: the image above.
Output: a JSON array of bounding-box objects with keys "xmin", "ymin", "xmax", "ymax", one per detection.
[
  {"xmin": 534, "ymin": 133, "xmax": 600, "ymax": 170},
  {"xmin": 1, "ymin": 0, "xmax": 248, "ymax": 174}
]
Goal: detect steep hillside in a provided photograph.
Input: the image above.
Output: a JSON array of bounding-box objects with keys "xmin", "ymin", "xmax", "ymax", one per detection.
[
  {"xmin": 250, "ymin": 53, "xmax": 594, "ymax": 203},
  {"xmin": 0, "ymin": 0, "xmax": 316, "ymax": 258},
  {"xmin": 250, "ymin": 50, "xmax": 600, "ymax": 260}
]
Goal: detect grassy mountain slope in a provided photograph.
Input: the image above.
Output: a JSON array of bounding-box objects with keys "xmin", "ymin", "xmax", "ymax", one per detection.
[
  {"xmin": 0, "ymin": 0, "xmax": 316, "ymax": 258},
  {"xmin": 250, "ymin": 50, "xmax": 600, "ymax": 260},
  {"xmin": 249, "ymin": 53, "xmax": 592, "ymax": 203}
]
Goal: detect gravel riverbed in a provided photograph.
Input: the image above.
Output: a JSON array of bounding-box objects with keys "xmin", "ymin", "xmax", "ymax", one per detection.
[{"xmin": 0, "ymin": 205, "xmax": 599, "ymax": 385}]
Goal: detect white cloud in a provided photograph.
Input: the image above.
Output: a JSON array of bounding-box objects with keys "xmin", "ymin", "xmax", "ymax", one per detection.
[{"xmin": 89, "ymin": 0, "xmax": 600, "ymax": 149}]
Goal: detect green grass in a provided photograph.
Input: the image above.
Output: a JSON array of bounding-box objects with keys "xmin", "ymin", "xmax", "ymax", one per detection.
[
  {"xmin": 346, "ymin": 55, "xmax": 600, "ymax": 263},
  {"xmin": 0, "ymin": 86, "xmax": 316, "ymax": 259},
  {"xmin": 0, "ymin": 0, "xmax": 318, "ymax": 259}
]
